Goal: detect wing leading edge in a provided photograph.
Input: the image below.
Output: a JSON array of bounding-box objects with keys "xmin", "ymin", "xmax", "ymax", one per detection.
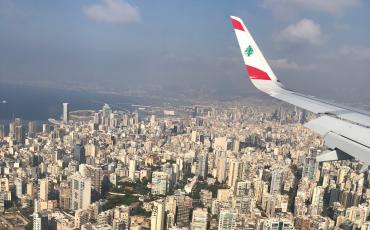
[{"xmin": 230, "ymin": 16, "xmax": 370, "ymax": 166}]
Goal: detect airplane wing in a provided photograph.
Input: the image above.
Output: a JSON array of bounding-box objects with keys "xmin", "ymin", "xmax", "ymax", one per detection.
[{"xmin": 230, "ymin": 16, "xmax": 370, "ymax": 166}]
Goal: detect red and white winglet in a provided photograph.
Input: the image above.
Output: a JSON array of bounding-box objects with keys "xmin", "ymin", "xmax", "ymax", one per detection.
[{"xmin": 230, "ymin": 16, "xmax": 281, "ymax": 93}]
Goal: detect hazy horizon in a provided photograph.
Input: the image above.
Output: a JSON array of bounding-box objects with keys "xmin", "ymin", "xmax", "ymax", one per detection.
[{"xmin": 0, "ymin": 0, "xmax": 369, "ymax": 105}]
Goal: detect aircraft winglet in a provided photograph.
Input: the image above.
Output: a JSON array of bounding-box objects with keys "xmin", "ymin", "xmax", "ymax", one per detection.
[{"xmin": 230, "ymin": 16, "xmax": 280, "ymax": 93}]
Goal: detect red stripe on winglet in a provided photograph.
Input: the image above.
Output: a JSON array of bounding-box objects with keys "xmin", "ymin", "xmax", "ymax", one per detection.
[
  {"xmin": 246, "ymin": 65, "xmax": 271, "ymax": 80},
  {"xmin": 231, "ymin": 19, "xmax": 244, "ymax": 31}
]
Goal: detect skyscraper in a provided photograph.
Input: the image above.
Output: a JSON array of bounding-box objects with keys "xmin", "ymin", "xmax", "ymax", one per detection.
[
  {"xmin": 270, "ymin": 168, "xmax": 284, "ymax": 194},
  {"xmin": 15, "ymin": 125, "xmax": 25, "ymax": 144},
  {"xmin": 129, "ymin": 159, "xmax": 136, "ymax": 181},
  {"xmin": 70, "ymin": 172, "xmax": 91, "ymax": 210},
  {"xmin": 39, "ymin": 179, "xmax": 48, "ymax": 202},
  {"xmin": 73, "ymin": 144, "xmax": 86, "ymax": 164},
  {"xmin": 151, "ymin": 200, "xmax": 164, "ymax": 230},
  {"xmin": 62, "ymin": 102, "xmax": 69, "ymax": 123},
  {"xmin": 9, "ymin": 122, "xmax": 15, "ymax": 138},
  {"xmin": 215, "ymin": 153, "xmax": 227, "ymax": 183},
  {"xmin": 102, "ymin": 104, "xmax": 112, "ymax": 126},
  {"xmin": 28, "ymin": 121, "xmax": 38, "ymax": 138},
  {"xmin": 151, "ymin": 172, "xmax": 168, "ymax": 195},
  {"xmin": 191, "ymin": 208, "xmax": 208, "ymax": 230},
  {"xmin": 33, "ymin": 211, "xmax": 48, "ymax": 230},
  {"xmin": 0, "ymin": 124, "xmax": 4, "ymax": 139},
  {"xmin": 227, "ymin": 160, "xmax": 240, "ymax": 189},
  {"xmin": 197, "ymin": 152, "xmax": 208, "ymax": 179},
  {"xmin": 14, "ymin": 178, "xmax": 23, "ymax": 199},
  {"xmin": 175, "ymin": 195, "xmax": 193, "ymax": 227},
  {"xmin": 302, "ymin": 157, "xmax": 318, "ymax": 181},
  {"xmin": 218, "ymin": 209, "xmax": 237, "ymax": 230}
]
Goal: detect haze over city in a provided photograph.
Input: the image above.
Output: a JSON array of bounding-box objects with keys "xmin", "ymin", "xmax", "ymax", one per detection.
[
  {"xmin": 0, "ymin": 0, "xmax": 370, "ymax": 104},
  {"xmin": 0, "ymin": 1, "xmax": 370, "ymax": 230}
]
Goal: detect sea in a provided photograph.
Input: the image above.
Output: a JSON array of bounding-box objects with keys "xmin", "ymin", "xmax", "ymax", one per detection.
[{"xmin": 0, "ymin": 83, "xmax": 146, "ymax": 122}]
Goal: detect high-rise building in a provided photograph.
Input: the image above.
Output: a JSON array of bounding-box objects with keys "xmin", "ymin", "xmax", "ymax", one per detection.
[
  {"xmin": 218, "ymin": 209, "xmax": 237, "ymax": 230},
  {"xmin": 15, "ymin": 125, "xmax": 25, "ymax": 144},
  {"xmin": 227, "ymin": 160, "xmax": 241, "ymax": 189},
  {"xmin": 0, "ymin": 124, "xmax": 4, "ymax": 139},
  {"xmin": 258, "ymin": 218, "xmax": 294, "ymax": 230},
  {"xmin": 33, "ymin": 211, "xmax": 48, "ymax": 230},
  {"xmin": 270, "ymin": 168, "xmax": 284, "ymax": 194},
  {"xmin": 59, "ymin": 182, "xmax": 71, "ymax": 210},
  {"xmin": 9, "ymin": 122, "xmax": 15, "ymax": 138},
  {"xmin": 0, "ymin": 192, "xmax": 5, "ymax": 213},
  {"xmin": 39, "ymin": 179, "xmax": 48, "ymax": 202},
  {"xmin": 75, "ymin": 209, "xmax": 90, "ymax": 229},
  {"xmin": 42, "ymin": 124, "xmax": 50, "ymax": 134},
  {"xmin": 151, "ymin": 200, "xmax": 164, "ymax": 230},
  {"xmin": 215, "ymin": 152, "xmax": 227, "ymax": 183},
  {"xmin": 113, "ymin": 205, "xmax": 131, "ymax": 228},
  {"xmin": 311, "ymin": 186, "xmax": 324, "ymax": 216},
  {"xmin": 70, "ymin": 172, "xmax": 91, "ymax": 210},
  {"xmin": 14, "ymin": 117, "xmax": 22, "ymax": 126},
  {"xmin": 200, "ymin": 189, "xmax": 213, "ymax": 208},
  {"xmin": 80, "ymin": 165, "xmax": 103, "ymax": 199},
  {"xmin": 175, "ymin": 195, "xmax": 193, "ymax": 228},
  {"xmin": 28, "ymin": 121, "xmax": 38, "ymax": 138},
  {"xmin": 197, "ymin": 152, "xmax": 208, "ymax": 179},
  {"xmin": 74, "ymin": 144, "xmax": 86, "ymax": 164},
  {"xmin": 151, "ymin": 172, "xmax": 168, "ymax": 195},
  {"xmin": 191, "ymin": 208, "xmax": 208, "ymax": 230},
  {"xmin": 62, "ymin": 102, "xmax": 69, "ymax": 123},
  {"xmin": 102, "ymin": 104, "xmax": 112, "ymax": 126},
  {"xmin": 302, "ymin": 157, "xmax": 318, "ymax": 181},
  {"xmin": 15, "ymin": 178, "xmax": 23, "ymax": 199},
  {"xmin": 129, "ymin": 159, "xmax": 136, "ymax": 181}
]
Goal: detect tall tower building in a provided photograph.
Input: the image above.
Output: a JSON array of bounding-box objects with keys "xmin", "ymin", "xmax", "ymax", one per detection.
[
  {"xmin": 191, "ymin": 208, "xmax": 208, "ymax": 230},
  {"xmin": 59, "ymin": 182, "xmax": 71, "ymax": 210},
  {"xmin": 197, "ymin": 153, "xmax": 208, "ymax": 179},
  {"xmin": 218, "ymin": 209, "xmax": 237, "ymax": 230},
  {"xmin": 75, "ymin": 209, "xmax": 90, "ymax": 229},
  {"xmin": 39, "ymin": 179, "xmax": 48, "ymax": 202},
  {"xmin": 0, "ymin": 124, "xmax": 4, "ymax": 139},
  {"xmin": 175, "ymin": 195, "xmax": 193, "ymax": 227},
  {"xmin": 14, "ymin": 117, "xmax": 22, "ymax": 126},
  {"xmin": 151, "ymin": 172, "xmax": 168, "ymax": 195},
  {"xmin": 227, "ymin": 160, "xmax": 240, "ymax": 189},
  {"xmin": 15, "ymin": 125, "xmax": 25, "ymax": 144},
  {"xmin": 302, "ymin": 157, "xmax": 318, "ymax": 181},
  {"xmin": 151, "ymin": 200, "xmax": 164, "ymax": 230},
  {"xmin": 270, "ymin": 169, "xmax": 284, "ymax": 194},
  {"xmin": 14, "ymin": 178, "xmax": 23, "ymax": 199},
  {"xmin": 28, "ymin": 121, "xmax": 38, "ymax": 138},
  {"xmin": 102, "ymin": 104, "xmax": 112, "ymax": 126},
  {"xmin": 33, "ymin": 211, "xmax": 48, "ymax": 230},
  {"xmin": 9, "ymin": 122, "xmax": 15, "ymax": 138},
  {"xmin": 129, "ymin": 159, "xmax": 137, "ymax": 181},
  {"xmin": 70, "ymin": 172, "xmax": 91, "ymax": 210},
  {"xmin": 73, "ymin": 144, "xmax": 86, "ymax": 164},
  {"xmin": 0, "ymin": 192, "xmax": 5, "ymax": 213},
  {"xmin": 62, "ymin": 102, "xmax": 69, "ymax": 123},
  {"xmin": 311, "ymin": 186, "xmax": 324, "ymax": 216},
  {"xmin": 215, "ymin": 152, "xmax": 227, "ymax": 183}
]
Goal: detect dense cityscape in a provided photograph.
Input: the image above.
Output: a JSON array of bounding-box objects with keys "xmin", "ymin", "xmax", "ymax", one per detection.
[{"xmin": 0, "ymin": 100, "xmax": 368, "ymax": 230}]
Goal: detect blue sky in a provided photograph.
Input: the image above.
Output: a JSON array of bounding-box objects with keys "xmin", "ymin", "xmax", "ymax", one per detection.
[{"xmin": 0, "ymin": 0, "xmax": 369, "ymax": 103}]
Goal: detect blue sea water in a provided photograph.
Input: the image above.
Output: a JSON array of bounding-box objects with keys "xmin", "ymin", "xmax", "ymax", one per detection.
[{"xmin": 0, "ymin": 83, "xmax": 143, "ymax": 121}]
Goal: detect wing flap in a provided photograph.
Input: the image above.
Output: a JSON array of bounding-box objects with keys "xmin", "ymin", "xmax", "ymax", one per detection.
[{"xmin": 304, "ymin": 115, "xmax": 370, "ymax": 148}]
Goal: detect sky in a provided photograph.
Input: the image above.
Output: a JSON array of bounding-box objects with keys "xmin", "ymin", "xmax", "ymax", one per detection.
[{"xmin": 0, "ymin": 0, "xmax": 369, "ymax": 104}]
